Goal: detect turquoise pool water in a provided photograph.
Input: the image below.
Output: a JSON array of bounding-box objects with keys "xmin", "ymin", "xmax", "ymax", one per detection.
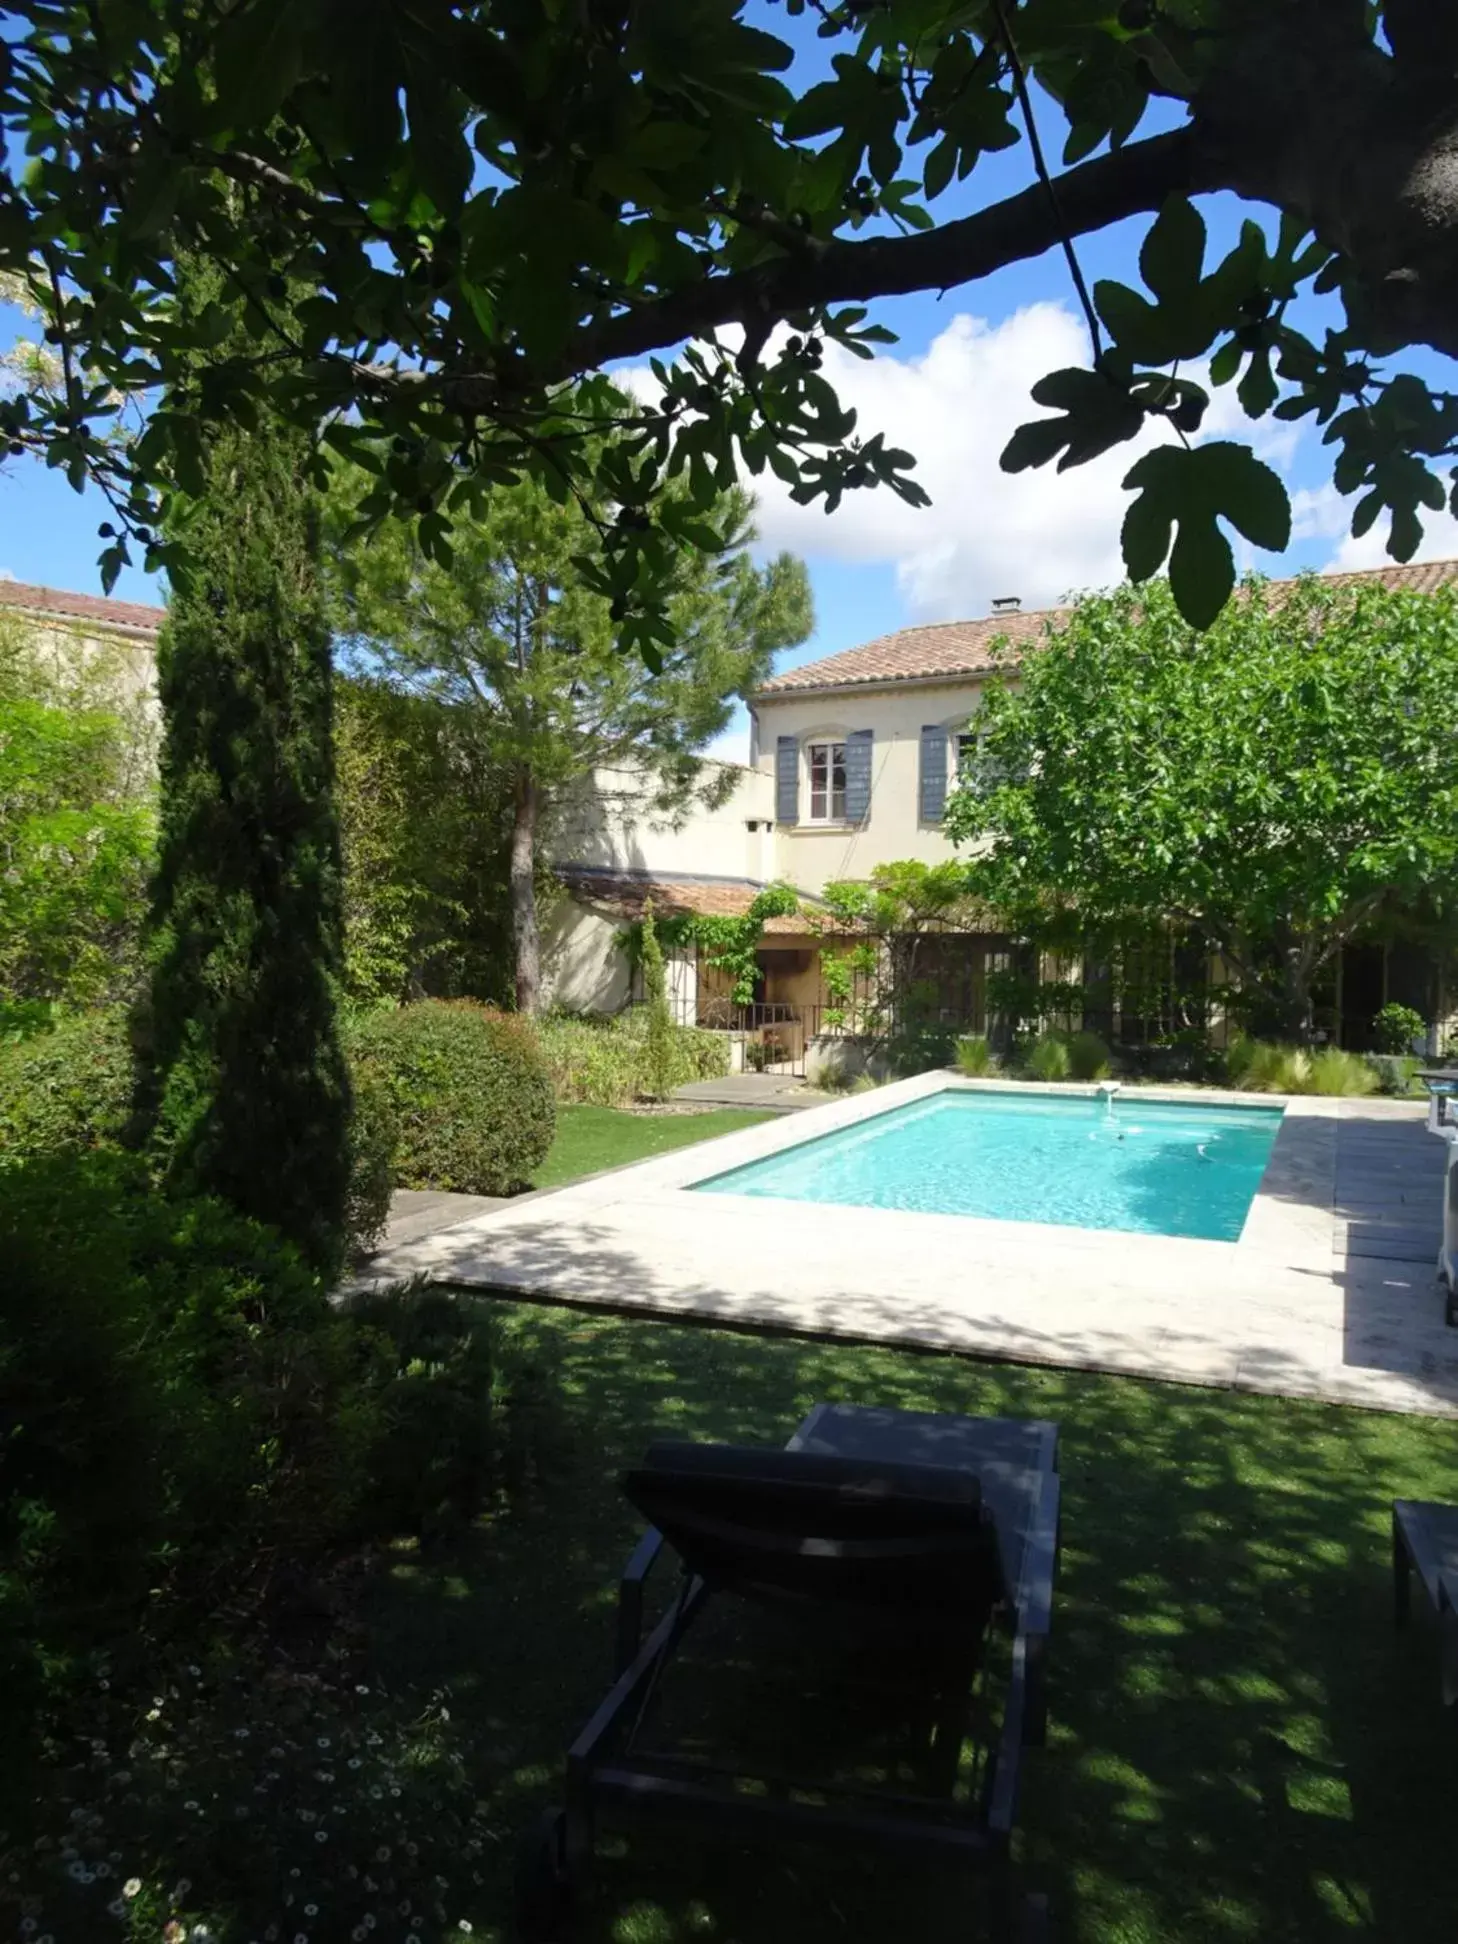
[{"xmin": 694, "ymin": 1088, "xmax": 1283, "ymax": 1241}]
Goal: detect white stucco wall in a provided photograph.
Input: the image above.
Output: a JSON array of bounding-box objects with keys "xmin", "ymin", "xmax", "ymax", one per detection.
[
  {"xmin": 750, "ymin": 678, "xmax": 996, "ymax": 894},
  {"xmin": 553, "ymin": 761, "xmax": 777, "ymax": 882},
  {"xmin": 1, "ymin": 608, "xmax": 161, "ymax": 792},
  {"xmin": 540, "ymin": 900, "xmax": 632, "ymax": 1013},
  {"xmin": 540, "ymin": 896, "xmax": 700, "ymax": 1018}
]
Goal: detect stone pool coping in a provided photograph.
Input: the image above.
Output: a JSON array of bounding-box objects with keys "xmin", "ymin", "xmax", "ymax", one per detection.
[{"xmin": 351, "ymin": 1073, "xmax": 1458, "ymax": 1419}]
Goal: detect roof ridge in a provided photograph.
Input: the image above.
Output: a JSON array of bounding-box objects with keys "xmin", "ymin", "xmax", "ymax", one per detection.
[
  {"xmin": 754, "ymin": 556, "xmax": 1458, "ymax": 698},
  {"xmin": 0, "ymin": 577, "xmax": 166, "ymax": 631}
]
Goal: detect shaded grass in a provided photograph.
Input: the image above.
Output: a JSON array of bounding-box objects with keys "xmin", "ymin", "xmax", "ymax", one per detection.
[
  {"xmin": 366, "ymin": 1306, "xmax": 1458, "ymax": 1943},
  {"xmin": 531, "ymin": 1105, "xmax": 774, "ymax": 1189}
]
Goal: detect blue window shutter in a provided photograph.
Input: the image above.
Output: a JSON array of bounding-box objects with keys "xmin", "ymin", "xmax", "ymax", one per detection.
[
  {"xmin": 920, "ymin": 725, "xmax": 948, "ymax": 822},
  {"xmin": 844, "ymin": 729, "xmax": 873, "ymax": 823},
  {"xmin": 775, "ymin": 735, "xmax": 799, "ymax": 823}
]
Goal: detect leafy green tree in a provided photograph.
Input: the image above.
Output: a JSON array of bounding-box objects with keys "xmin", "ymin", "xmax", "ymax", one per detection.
[
  {"xmin": 4, "ymin": 5, "xmax": 1458, "ymax": 633},
  {"xmin": 0, "ymin": 692, "xmax": 153, "ymax": 1021},
  {"xmin": 329, "ymin": 467, "xmax": 811, "ymax": 1011},
  {"xmin": 945, "ymin": 577, "xmax": 1458, "ymax": 1039},
  {"xmin": 0, "ymin": 611, "xmax": 153, "ymax": 1022},
  {"xmin": 138, "ymin": 397, "xmax": 350, "ymax": 1274}
]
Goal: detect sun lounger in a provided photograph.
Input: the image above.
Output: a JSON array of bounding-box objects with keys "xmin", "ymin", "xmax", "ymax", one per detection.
[
  {"xmin": 1392, "ymin": 1498, "xmax": 1458, "ymax": 1707},
  {"xmin": 515, "ymin": 1403, "xmax": 1060, "ymax": 1942}
]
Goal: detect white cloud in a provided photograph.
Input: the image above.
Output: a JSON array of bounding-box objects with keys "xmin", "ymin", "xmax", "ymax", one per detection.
[
  {"xmin": 629, "ymin": 304, "xmax": 1312, "ymax": 623},
  {"xmin": 1290, "ymin": 483, "xmax": 1350, "ymax": 542},
  {"xmin": 0, "ymin": 567, "xmax": 15, "ymax": 581},
  {"xmin": 1326, "ymin": 507, "xmax": 1458, "ymax": 573},
  {"xmin": 1273, "ymin": 479, "xmax": 1458, "ymax": 573},
  {"xmin": 740, "ymin": 304, "xmax": 1164, "ymax": 618},
  {"xmin": 1284, "ymin": 470, "xmax": 1458, "ymax": 573}
]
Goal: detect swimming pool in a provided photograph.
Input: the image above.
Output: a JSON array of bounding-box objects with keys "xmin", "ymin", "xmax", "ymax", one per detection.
[{"xmin": 694, "ymin": 1087, "xmax": 1284, "ymax": 1241}]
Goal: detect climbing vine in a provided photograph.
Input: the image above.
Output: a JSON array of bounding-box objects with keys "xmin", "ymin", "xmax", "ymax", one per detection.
[{"xmin": 621, "ymin": 883, "xmax": 800, "ymax": 1005}]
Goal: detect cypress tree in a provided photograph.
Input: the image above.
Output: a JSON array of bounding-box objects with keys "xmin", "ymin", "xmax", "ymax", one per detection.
[{"xmin": 138, "ymin": 406, "xmax": 350, "ymax": 1273}]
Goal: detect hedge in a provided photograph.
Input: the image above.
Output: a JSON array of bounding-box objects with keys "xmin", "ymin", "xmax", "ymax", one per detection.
[
  {"xmin": 0, "ymin": 1006, "xmax": 135, "ymax": 1157},
  {"xmin": 0, "ymin": 1007, "xmax": 399, "ymax": 1260},
  {"xmin": 349, "ymin": 999, "xmax": 555, "ymax": 1194}
]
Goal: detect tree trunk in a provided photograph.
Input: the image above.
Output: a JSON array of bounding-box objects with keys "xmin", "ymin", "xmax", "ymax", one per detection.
[
  {"xmin": 510, "ymin": 767, "xmax": 540, "ymax": 1013},
  {"xmin": 1275, "ymin": 939, "xmax": 1315, "ymax": 1044}
]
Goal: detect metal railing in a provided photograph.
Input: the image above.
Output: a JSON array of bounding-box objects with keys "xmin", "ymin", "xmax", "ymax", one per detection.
[{"xmin": 674, "ymin": 998, "xmax": 986, "ymax": 1078}]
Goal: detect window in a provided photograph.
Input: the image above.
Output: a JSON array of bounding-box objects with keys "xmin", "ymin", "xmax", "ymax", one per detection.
[
  {"xmin": 807, "ymin": 740, "xmax": 847, "ymax": 820},
  {"xmin": 955, "ymin": 725, "xmax": 1009, "ymax": 791}
]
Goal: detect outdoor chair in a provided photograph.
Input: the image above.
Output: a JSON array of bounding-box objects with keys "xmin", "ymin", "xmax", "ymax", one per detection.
[
  {"xmin": 514, "ymin": 1403, "xmax": 1061, "ymax": 1943},
  {"xmin": 1392, "ymin": 1498, "xmax": 1458, "ymax": 1707},
  {"xmin": 1441, "ymin": 1572, "xmax": 1458, "ymax": 1711}
]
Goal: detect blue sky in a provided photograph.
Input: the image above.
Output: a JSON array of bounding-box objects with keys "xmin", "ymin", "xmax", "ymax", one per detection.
[{"xmin": 3, "ymin": 3, "xmax": 1456, "ymax": 759}]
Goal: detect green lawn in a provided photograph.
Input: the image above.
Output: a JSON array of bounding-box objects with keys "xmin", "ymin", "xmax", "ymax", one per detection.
[
  {"xmin": 368, "ymin": 1307, "xmax": 1458, "ymax": 1944},
  {"xmin": 531, "ymin": 1104, "xmax": 774, "ymax": 1189}
]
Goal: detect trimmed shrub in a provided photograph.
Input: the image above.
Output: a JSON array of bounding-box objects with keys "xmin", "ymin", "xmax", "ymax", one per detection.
[
  {"xmin": 1365, "ymin": 1052, "xmax": 1422, "ymax": 1097},
  {"xmin": 1373, "ymin": 1002, "xmax": 1425, "ymax": 1054},
  {"xmin": 0, "ymin": 1009, "xmax": 392, "ymax": 1259},
  {"xmin": 350, "ymin": 999, "xmax": 554, "ymax": 1193},
  {"xmin": 1027, "ymin": 1032, "xmax": 1071, "ymax": 1082},
  {"xmin": 955, "ymin": 1033, "xmax": 998, "ymax": 1078},
  {"xmin": 344, "ymin": 1059, "xmax": 399, "ymax": 1256},
  {"xmin": 1066, "ymin": 1029, "xmax": 1112, "ymax": 1081},
  {"xmin": 0, "ymin": 1007, "xmax": 134, "ymax": 1159},
  {"xmin": 539, "ymin": 1008, "xmax": 730, "ymax": 1106}
]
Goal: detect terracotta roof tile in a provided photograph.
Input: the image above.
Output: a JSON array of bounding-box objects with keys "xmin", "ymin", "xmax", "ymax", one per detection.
[
  {"xmin": 553, "ymin": 868, "xmax": 815, "ymax": 933},
  {"xmin": 754, "ymin": 609, "xmax": 1055, "ymax": 697},
  {"xmin": 753, "ymin": 556, "xmax": 1458, "ymax": 698},
  {"xmin": 0, "ymin": 578, "xmax": 166, "ymax": 636}
]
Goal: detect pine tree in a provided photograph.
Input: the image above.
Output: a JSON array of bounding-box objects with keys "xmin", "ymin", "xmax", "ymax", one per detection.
[
  {"xmin": 328, "ymin": 460, "xmax": 811, "ymax": 1013},
  {"xmin": 138, "ymin": 408, "xmax": 350, "ymax": 1272}
]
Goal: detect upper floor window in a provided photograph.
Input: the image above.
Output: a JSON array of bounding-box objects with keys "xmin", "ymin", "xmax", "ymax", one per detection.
[
  {"xmin": 808, "ymin": 739, "xmax": 847, "ymax": 821},
  {"xmin": 955, "ymin": 730, "xmax": 979, "ymax": 779}
]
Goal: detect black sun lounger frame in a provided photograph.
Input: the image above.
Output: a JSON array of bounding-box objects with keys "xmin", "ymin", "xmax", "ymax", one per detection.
[{"xmin": 516, "ymin": 1405, "xmax": 1060, "ymax": 1942}]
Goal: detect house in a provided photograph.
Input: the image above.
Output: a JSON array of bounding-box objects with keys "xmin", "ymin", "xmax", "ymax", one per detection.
[
  {"xmin": 541, "ymin": 760, "xmax": 835, "ymax": 1064},
  {"xmin": 0, "ymin": 575, "xmax": 164, "ymax": 686},
  {"xmin": 0, "ymin": 578, "xmax": 165, "ymax": 807},
  {"xmin": 740, "ymin": 559, "xmax": 1458, "ymax": 1057},
  {"xmin": 545, "ymin": 557, "xmax": 1458, "ymax": 1059}
]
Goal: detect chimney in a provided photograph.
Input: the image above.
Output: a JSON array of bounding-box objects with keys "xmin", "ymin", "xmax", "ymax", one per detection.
[{"xmin": 991, "ymin": 595, "xmax": 1021, "ymax": 615}]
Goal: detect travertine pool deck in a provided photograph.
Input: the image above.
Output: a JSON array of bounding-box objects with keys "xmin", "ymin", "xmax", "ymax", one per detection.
[{"xmin": 355, "ymin": 1074, "xmax": 1458, "ymax": 1419}]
